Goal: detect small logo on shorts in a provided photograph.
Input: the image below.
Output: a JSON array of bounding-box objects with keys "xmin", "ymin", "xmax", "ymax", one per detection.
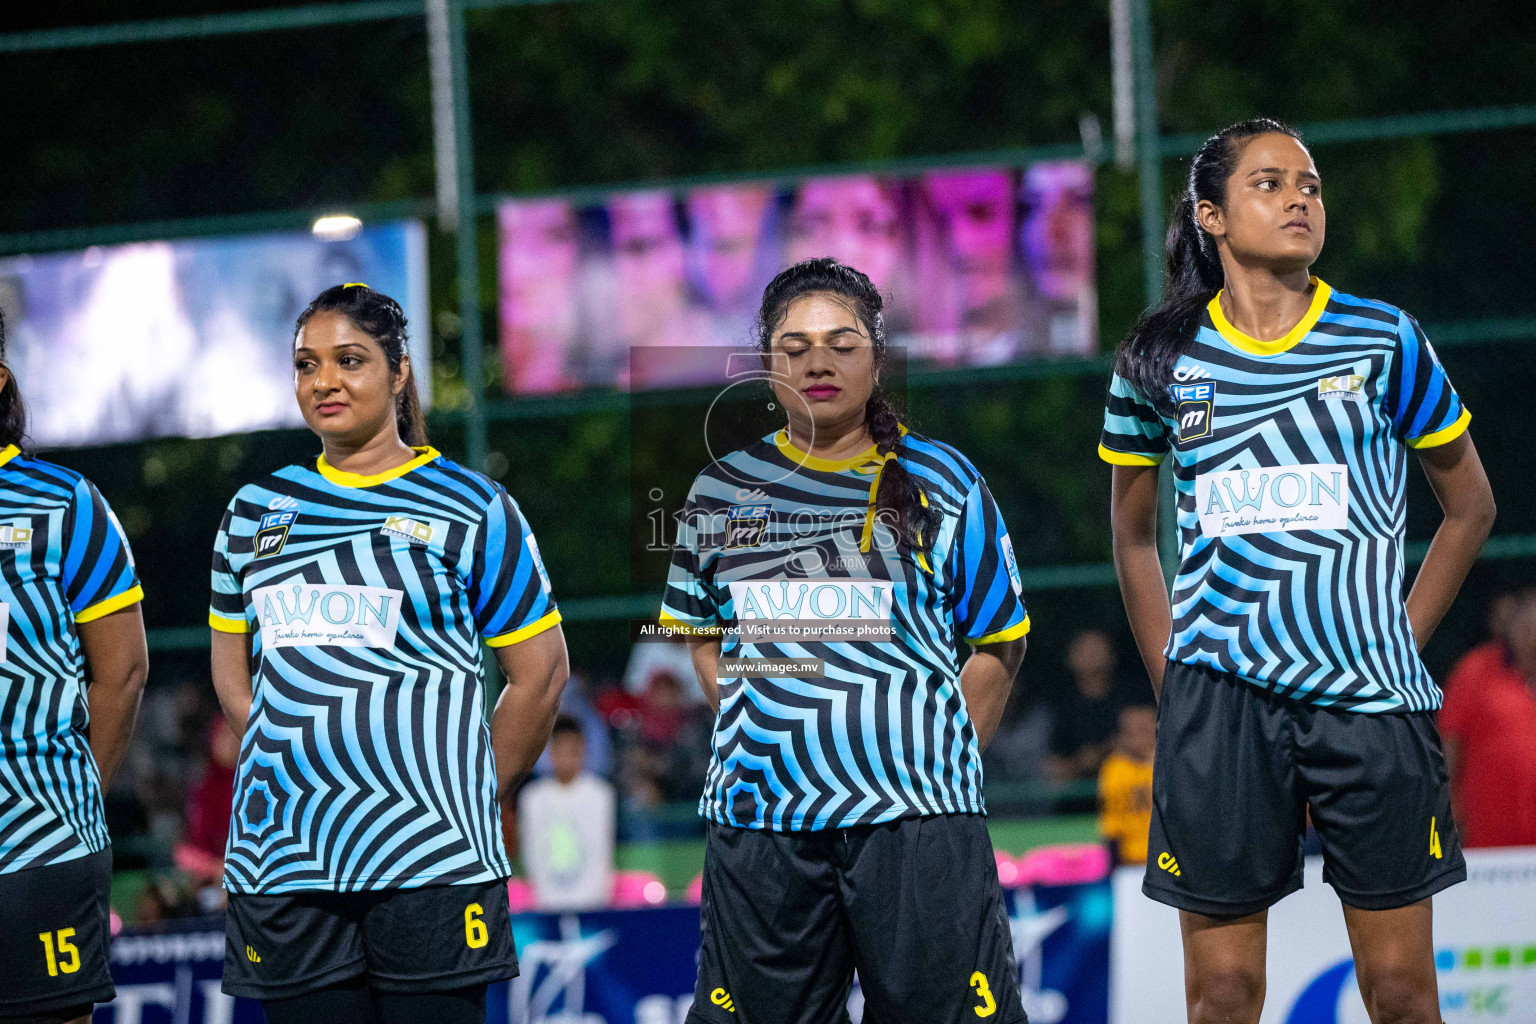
[
  {"xmin": 710, "ymin": 988, "xmax": 736, "ymax": 1013},
  {"xmin": 1430, "ymin": 816, "xmax": 1443, "ymax": 860},
  {"xmin": 245, "ymin": 944, "xmax": 261, "ymax": 963},
  {"xmin": 1158, "ymin": 851, "xmax": 1182, "ymax": 877}
]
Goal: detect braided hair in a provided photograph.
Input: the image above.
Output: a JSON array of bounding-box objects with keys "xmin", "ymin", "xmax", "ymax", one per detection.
[
  {"xmin": 295, "ymin": 283, "xmax": 428, "ymax": 446},
  {"xmin": 755, "ymin": 258, "xmax": 939, "ymax": 555}
]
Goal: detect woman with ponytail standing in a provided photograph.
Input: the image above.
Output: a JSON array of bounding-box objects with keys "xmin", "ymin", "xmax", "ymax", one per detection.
[
  {"xmin": 1101, "ymin": 120, "xmax": 1495, "ymax": 1023},
  {"xmin": 663, "ymin": 258, "xmax": 1031, "ymax": 1024},
  {"xmin": 209, "ymin": 285, "xmax": 569, "ymax": 1022},
  {"xmin": 0, "ymin": 312, "xmax": 148, "ymax": 1024}
]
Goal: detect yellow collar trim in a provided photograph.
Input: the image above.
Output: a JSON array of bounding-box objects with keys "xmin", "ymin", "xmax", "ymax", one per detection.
[
  {"xmin": 774, "ymin": 424, "xmax": 907, "ymax": 473},
  {"xmin": 1208, "ymin": 277, "xmax": 1331, "ymax": 356},
  {"xmin": 0, "ymin": 445, "xmax": 18, "ymax": 469},
  {"xmin": 317, "ymin": 446, "xmax": 440, "ymax": 488}
]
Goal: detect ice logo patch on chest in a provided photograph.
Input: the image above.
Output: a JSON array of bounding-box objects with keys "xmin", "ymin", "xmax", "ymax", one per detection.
[
  {"xmin": 728, "ymin": 579, "xmax": 893, "ymax": 620},
  {"xmin": 1195, "ymin": 464, "xmax": 1350, "ymax": 538},
  {"xmin": 253, "ymin": 583, "xmax": 403, "ymax": 648}
]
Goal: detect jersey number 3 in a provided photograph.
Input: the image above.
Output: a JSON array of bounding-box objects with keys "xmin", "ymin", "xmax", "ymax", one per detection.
[{"xmin": 969, "ymin": 970, "xmax": 997, "ymax": 1017}]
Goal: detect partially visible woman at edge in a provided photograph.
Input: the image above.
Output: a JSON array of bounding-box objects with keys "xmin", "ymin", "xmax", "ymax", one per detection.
[
  {"xmin": 1100, "ymin": 118, "xmax": 1495, "ymax": 1024},
  {"xmin": 0, "ymin": 309, "xmax": 149, "ymax": 1024},
  {"xmin": 664, "ymin": 258, "xmax": 1031, "ymax": 1024},
  {"xmin": 209, "ymin": 284, "xmax": 568, "ymax": 1024}
]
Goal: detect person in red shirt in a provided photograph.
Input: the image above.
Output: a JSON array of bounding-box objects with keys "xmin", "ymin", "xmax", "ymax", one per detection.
[{"xmin": 1438, "ymin": 587, "xmax": 1536, "ymax": 848}]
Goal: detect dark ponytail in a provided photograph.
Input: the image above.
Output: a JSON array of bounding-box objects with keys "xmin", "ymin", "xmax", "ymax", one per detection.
[
  {"xmin": 1116, "ymin": 117, "xmax": 1303, "ymax": 413},
  {"xmin": 295, "ymin": 283, "xmax": 428, "ymax": 447},
  {"xmin": 0, "ymin": 308, "xmax": 27, "ymax": 450},
  {"xmin": 756, "ymin": 257, "xmax": 939, "ymax": 556}
]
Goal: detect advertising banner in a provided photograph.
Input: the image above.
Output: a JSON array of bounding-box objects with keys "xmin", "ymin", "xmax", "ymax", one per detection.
[
  {"xmin": 98, "ymin": 877, "xmax": 1111, "ymax": 1024},
  {"xmin": 1110, "ymin": 848, "xmax": 1536, "ymax": 1023},
  {"xmin": 0, "ymin": 221, "xmax": 429, "ymax": 447},
  {"xmin": 496, "ymin": 163, "xmax": 1098, "ymax": 395}
]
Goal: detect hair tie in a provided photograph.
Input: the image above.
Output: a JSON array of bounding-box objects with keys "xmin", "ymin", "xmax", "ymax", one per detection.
[{"xmin": 343, "ymin": 282, "xmax": 370, "ymax": 289}]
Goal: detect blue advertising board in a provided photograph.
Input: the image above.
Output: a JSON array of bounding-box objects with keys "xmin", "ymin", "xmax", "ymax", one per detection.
[{"xmin": 99, "ymin": 879, "xmax": 1110, "ymax": 1024}]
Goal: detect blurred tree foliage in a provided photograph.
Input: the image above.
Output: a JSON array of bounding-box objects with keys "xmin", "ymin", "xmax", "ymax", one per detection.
[{"xmin": 1, "ymin": 0, "xmax": 1532, "ymax": 687}]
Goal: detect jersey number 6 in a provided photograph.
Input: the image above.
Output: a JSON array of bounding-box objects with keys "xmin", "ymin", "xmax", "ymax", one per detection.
[{"xmin": 464, "ymin": 903, "xmax": 489, "ymax": 949}]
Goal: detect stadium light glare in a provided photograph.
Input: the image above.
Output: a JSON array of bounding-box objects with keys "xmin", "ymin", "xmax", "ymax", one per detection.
[{"xmin": 311, "ymin": 214, "xmax": 362, "ymax": 241}]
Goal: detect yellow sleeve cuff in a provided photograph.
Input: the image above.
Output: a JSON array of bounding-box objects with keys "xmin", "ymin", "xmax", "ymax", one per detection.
[
  {"xmin": 970, "ymin": 614, "xmax": 1031, "ymax": 646},
  {"xmin": 75, "ymin": 585, "xmax": 145, "ymax": 624},
  {"xmin": 1406, "ymin": 408, "xmax": 1471, "ymax": 449},
  {"xmin": 209, "ymin": 611, "xmax": 251, "ymax": 634},
  {"xmin": 485, "ymin": 608, "xmax": 563, "ymax": 648},
  {"xmin": 658, "ymin": 610, "xmax": 724, "ymax": 637},
  {"xmin": 1098, "ymin": 444, "xmax": 1164, "ymax": 466}
]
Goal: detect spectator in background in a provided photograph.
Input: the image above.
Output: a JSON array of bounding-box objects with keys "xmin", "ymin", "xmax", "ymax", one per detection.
[
  {"xmin": 174, "ymin": 717, "xmax": 240, "ymax": 908},
  {"xmin": 1047, "ymin": 629, "xmax": 1130, "ymax": 781},
  {"xmin": 1098, "ymin": 704, "xmax": 1157, "ymax": 865},
  {"xmin": 1438, "ymin": 586, "xmax": 1536, "ymax": 847},
  {"xmin": 519, "ymin": 716, "xmax": 616, "ymax": 910}
]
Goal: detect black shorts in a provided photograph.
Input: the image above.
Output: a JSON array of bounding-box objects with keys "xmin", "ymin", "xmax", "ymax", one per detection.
[
  {"xmin": 222, "ymin": 878, "xmax": 519, "ymax": 1000},
  {"xmin": 1146, "ymin": 660, "xmax": 1467, "ymax": 917},
  {"xmin": 689, "ymin": 814, "xmax": 1026, "ymax": 1024},
  {"xmin": 0, "ymin": 850, "xmax": 114, "ymax": 1021}
]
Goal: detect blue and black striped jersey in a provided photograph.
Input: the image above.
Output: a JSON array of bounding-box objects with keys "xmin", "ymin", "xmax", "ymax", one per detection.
[
  {"xmin": 0, "ymin": 445, "xmax": 143, "ymax": 874},
  {"xmin": 210, "ymin": 446, "xmax": 560, "ymax": 893},
  {"xmin": 661, "ymin": 428, "xmax": 1029, "ymax": 832},
  {"xmin": 1099, "ymin": 279, "xmax": 1469, "ymax": 712}
]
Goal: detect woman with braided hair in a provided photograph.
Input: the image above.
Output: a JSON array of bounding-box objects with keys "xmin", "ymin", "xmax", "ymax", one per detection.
[{"xmin": 663, "ymin": 258, "xmax": 1032, "ymax": 1024}]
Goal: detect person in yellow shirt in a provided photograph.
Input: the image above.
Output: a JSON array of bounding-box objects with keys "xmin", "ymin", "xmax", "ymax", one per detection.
[{"xmin": 1098, "ymin": 704, "xmax": 1157, "ymax": 865}]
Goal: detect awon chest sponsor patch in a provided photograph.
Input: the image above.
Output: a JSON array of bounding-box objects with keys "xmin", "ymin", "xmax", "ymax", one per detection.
[
  {"xmin": 254, "ymin": 511, "xmax": 296, "ymax": 559},
  {"xmin": 727, "ymin": 579, "xmax": 893, "ymax": 620},
  {"xmin": 724, "ymin": 504, "xmax": 771, "ymax": 549},
  {"xmin": 1195, "ymin": 464, "xmax": 1350, "ymax": 538},
  {"xmin": 253, "ymin": 583, "xmax": 403, "ymax": 648},
  {"xmin": 1170, "ymin": 382, "xmax": 1214, "ymax": 442}
]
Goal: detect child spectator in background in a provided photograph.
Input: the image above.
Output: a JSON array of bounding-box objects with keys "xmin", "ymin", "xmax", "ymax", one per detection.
[
  {"xmin": 1438, "ymin": 586, "xmax": 1536, "ymax": 848},
  {"xmin": 1098, "ymin": 704, "xmax": 1157, "ymax": 865},
  {"xmin": 519, "ymin": 715, "xmax": 616, "ymax": 910}
]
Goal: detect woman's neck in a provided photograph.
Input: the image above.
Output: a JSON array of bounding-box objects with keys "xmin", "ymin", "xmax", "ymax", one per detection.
[
  {"xmin": 1217, "ymin": 264, "xmax": 1315, "ymax": 342},
  {"xmin": 785, "ymin": 414, "xmax": 875, "ymax": 461},
  {"xmin": 321, "ymin": 430, "xmax": 417, "ymax": 476}
]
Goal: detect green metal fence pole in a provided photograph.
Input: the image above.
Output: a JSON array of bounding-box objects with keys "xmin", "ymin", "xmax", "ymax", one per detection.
[
  {"xmin": 1129, "ymin": 0, "xmax": 1179, "ymax": 583},
  {"xmin": 1132, "ymin": 0, "xmax": 1163, "ymax": 310},
  {"xmin": 445, "ymin": 0, "xmax": 488, "ymax": 473}
]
